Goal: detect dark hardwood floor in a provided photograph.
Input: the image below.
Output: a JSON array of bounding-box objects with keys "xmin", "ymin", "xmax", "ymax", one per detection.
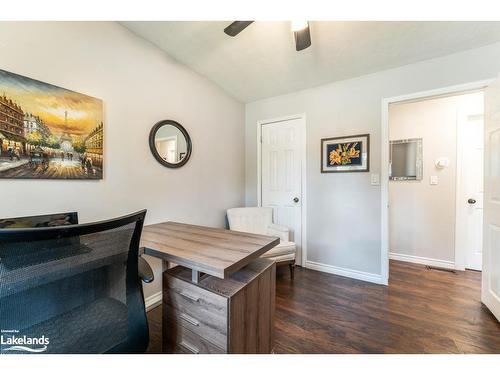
[{"xmin": 146, "ymin": 260, "xmax": 500, "ymax": 354}]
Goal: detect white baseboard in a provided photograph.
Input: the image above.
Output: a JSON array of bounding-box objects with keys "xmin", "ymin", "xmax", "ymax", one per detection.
[
  {"xmin": 145, "ymin": 291, "xmax": 162, "ymax": 311},
  {"xmin": 305, "ymin": 260, "xmax": 385, "ymax": 285},
  {"xmin": 389, "ymin": 252, "xmax": 455, "ymax": 269}
]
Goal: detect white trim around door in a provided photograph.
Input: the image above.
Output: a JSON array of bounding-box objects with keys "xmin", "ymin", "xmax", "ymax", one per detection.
[
  {"xmin": 257, "ymin": 113, "xmax": 307, "ymax": 267},
  {"xmin": 381, "ymin": 80, "xmax": 494, "ymax": 284}
]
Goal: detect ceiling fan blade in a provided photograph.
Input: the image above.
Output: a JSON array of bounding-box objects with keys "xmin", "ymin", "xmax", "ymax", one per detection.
[
  {"xmin": 294, "ymin": 24, "xmax": 311, "ymax": 51},
  {"xmin": 224, "ymin": 21, "xmax": 254, "ymax": 37}
]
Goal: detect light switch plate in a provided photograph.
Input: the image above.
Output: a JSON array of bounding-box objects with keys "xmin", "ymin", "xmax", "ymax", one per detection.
[
  {"xmin": 430, "ymin": 175, "xmax": 438, "ymax": 185},
  {"xmin": 371, "ymin": 173, "xmax": 380, "ymax": 186}
]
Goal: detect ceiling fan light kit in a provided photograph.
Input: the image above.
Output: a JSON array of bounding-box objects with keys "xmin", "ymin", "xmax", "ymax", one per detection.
[
  {"xmin": 291, "ymin": 20, "xmax": 308, "ymax": 32},
  {"xmin": 224, "ymin": 20, "xmax": 312, "ymax": 51},
  {"xmin": 294, "ymin": 22, "xmax": 311, "ymax": 51}
]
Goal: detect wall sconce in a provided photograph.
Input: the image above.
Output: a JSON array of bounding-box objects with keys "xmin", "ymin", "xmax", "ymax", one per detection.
[{"xmin": 435, "ymin": 157, "xmax": 450, "ymax": 169}]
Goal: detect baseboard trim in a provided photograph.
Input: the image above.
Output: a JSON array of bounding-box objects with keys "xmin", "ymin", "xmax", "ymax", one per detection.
[
  {"xmin": 389, "ymin": 252, "xmax": 455, "ymax": 269},
  {"xmin": 305, "ymin": 260, "xmax": 385, "ymax": 285},
  {"xmin": 145, "ymin": 291, "xmax": 162, "ymax": 311}
]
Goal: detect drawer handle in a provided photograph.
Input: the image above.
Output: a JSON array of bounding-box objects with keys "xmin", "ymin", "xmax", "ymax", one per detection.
[
  {"xmin": 179, "ymin": 291, "xmax": 200, "ymax": 302},
  {"xmin": 179, "ymin": 341, "xmax": 199, "ymax": 354},
  {"xmin": 180, "ymin": 313, "xmax": 200, "ymax": 327}
]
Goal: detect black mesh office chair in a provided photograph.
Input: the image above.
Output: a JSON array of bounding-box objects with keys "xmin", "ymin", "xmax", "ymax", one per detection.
[
  {"xmin": 0, "ymin": 210, "xmax": 153, "ymax": 354},
  {"xmin": 0, "ymin": 212, "xmax": 79, "ymax": 229}
]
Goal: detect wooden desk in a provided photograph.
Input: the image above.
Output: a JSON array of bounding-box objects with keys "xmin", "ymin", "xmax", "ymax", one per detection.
[{"xmin": 141, "ymin": 222, "xmax": 279, "ymax": 354}]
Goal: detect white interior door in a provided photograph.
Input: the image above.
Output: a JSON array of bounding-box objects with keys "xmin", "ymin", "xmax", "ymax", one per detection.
[
  {"xmin": 261, "ymin": 117, "xmax": 304, "ymax": 265},
  {"xmin": 458, "ymin": 113, "xmax": 484, "ymax": 271},
  {"xmin": 482, "ymin": 77, "xmax": 500, "ymax": 321},
  {"xmin": 156, "ymin": 136, "xmax": 177, "ymax": 163}
]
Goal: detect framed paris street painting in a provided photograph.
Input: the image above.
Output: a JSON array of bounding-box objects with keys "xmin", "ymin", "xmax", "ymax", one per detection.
[
  {"xmin": 321, "ymin": 134, "xmax": 370, "ymax": 173},
  {"xmin": 0, "ymin": 69, "xmax": 103, "ymax": 179}
]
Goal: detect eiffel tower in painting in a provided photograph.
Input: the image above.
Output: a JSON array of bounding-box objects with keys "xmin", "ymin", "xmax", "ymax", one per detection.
[
  {"xmin": 59, "ymin": 111, "xmax": 74, "ymax": 152},
  {"xmin": 59, "ymin": 111, "xmax": 72, "ymax": 143}
]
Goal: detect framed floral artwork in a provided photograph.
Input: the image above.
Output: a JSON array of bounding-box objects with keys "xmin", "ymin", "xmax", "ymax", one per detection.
[{"xmin": 321, "ymin": 134, "xmax": 370, "ymax": 173}]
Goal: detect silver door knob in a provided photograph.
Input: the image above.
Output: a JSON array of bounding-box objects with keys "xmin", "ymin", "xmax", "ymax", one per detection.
[
  {"xmin": 293, "ymin": 197, "xmax": 299, "ymax": 203},
  {"xmin": 468, "ymin": 198, "xmax": 476, "ymax": 204}
]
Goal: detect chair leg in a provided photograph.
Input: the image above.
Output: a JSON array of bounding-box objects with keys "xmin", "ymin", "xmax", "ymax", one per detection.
[{"xmin": 289, "ymin": 262, "xmax": 295, "ymax": 280}]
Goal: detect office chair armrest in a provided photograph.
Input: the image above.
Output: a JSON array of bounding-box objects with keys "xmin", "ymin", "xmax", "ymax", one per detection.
[{"xmin": 138, "ymin": 256, "xmax": 154, "ymax": 283}]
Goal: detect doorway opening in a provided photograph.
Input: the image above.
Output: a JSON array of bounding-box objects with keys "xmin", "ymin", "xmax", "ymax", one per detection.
[
  {"xmin": 381, "ymin": 80, "xmax": 492, "ymax": 284},
  {"xmin": 387, "ymin": 90, "xmax": 484, "ymax": 275},
  {"xmin": 155, "ymin": 135, "xmax": 178, "ymax": 163}
]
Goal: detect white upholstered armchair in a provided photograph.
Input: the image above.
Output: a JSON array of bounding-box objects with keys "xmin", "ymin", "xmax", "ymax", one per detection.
[{"xmin": 226, "ymin": 207, "xmax": 297, "ymax": 279}]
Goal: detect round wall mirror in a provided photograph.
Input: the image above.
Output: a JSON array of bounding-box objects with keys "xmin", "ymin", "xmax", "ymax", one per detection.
[{"xmin": 149, "ymin": 120, "xmax": 192, "ymax": 168}]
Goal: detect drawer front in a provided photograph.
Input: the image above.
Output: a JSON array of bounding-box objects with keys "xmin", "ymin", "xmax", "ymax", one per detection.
[
  {"xmin": 165, "ymin": 320, "xmax": 226, "ymax": 354},
  {"xmin": 164, "ymin": 304, "xmax": 227, "ymax": 349},
  {"xmin": 164, "ymin": 274, "xmax": 228, "ymax": 335}
]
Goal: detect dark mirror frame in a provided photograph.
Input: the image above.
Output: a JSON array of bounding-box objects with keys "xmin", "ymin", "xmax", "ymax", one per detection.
[{"xmin": 149, "ymin": 119, "xmax": 192, "ymax": 169}]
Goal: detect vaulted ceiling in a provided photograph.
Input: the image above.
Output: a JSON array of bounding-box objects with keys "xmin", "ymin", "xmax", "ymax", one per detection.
[{"xmin": 121, "ymin": 21, "xmax": 500, "ymax": 103}]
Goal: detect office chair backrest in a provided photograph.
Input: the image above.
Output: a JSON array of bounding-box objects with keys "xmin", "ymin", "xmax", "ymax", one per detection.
[
  {"xmin": 0, "ymin": 212, "xmax": 80, "ymax": 260},
  {"xmin": 0, "ymin": 210, "xmax": 148, "ymax": 354},
  {"xmin": 0, "ymin": 212, "xmax": 78, "ymax": 228}
]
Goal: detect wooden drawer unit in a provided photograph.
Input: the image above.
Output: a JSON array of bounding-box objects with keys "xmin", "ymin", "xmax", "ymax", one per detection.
[
  {"xmin": 164, "ymin": 274, "xmax": 227, "ymax": 333},
  {"xmin": 164, "ymin": 317, "xmax": 225, "ymax": 354},
  {"xmin": 164, "ymin": 303, "xmax": 227, "ymax": 349},
  {"xmin": 162, "ymin": 258, "xmax": 275, "ymax": 354}
]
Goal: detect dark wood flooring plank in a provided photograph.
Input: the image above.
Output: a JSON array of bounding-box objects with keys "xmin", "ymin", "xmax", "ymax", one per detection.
[{"xmin": 146, "ymin": 260, "xmax": 500, "ymax": 354}]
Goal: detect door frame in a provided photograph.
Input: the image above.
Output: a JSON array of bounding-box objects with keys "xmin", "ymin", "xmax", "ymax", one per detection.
[
  {"xmin": 381, "ymin": 80, "xmax": 493, "ymax": 284},
  {"xmin": 155, "ymin": 135, "xmax": 178, "ymax": 162},
  {"xmin": 257, "ymin": 113, "xmax": 307, "ymax": 267},
  {"xmin": 455, "ymin": 109, "xmax": 484, "ymax": 271}
]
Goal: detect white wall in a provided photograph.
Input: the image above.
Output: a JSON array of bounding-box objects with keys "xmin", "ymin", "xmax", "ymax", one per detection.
[
  {"xmin": 0, "ymin": 22, "xmax": 245, "ymax": 298},
  {"xmin": 389, "ymin": 92, "xmax": 483, "ymax": 264},
  {"xmin": 245, "ymin": 42, "xmax": 500, "ymax": 281}
]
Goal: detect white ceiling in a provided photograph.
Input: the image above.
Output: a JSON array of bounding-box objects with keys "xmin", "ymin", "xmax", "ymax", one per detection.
[{"xmin": 120, "ymin": 21, "xmax": 500, "ymax": 103}]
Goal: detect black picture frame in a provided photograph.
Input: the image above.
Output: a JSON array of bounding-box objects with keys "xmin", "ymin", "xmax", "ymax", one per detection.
[
  {"xmin": 321, "ymin": 133, "xmax": 370, "ymax": 173},
  {"xmin": 149, "ymin": 119, "xmax": 192, "ymax": 169}
]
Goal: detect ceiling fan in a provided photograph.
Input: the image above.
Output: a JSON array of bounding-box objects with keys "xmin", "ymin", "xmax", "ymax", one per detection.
[{"xmin": 223, "ymin": 21, "xmax": 312, "ymax": 51}]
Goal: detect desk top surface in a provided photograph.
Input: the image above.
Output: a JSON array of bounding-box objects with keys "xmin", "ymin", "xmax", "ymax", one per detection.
[{"xmin": 141, "ymin": 221, "xmax": 279, "ymax": 279}]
